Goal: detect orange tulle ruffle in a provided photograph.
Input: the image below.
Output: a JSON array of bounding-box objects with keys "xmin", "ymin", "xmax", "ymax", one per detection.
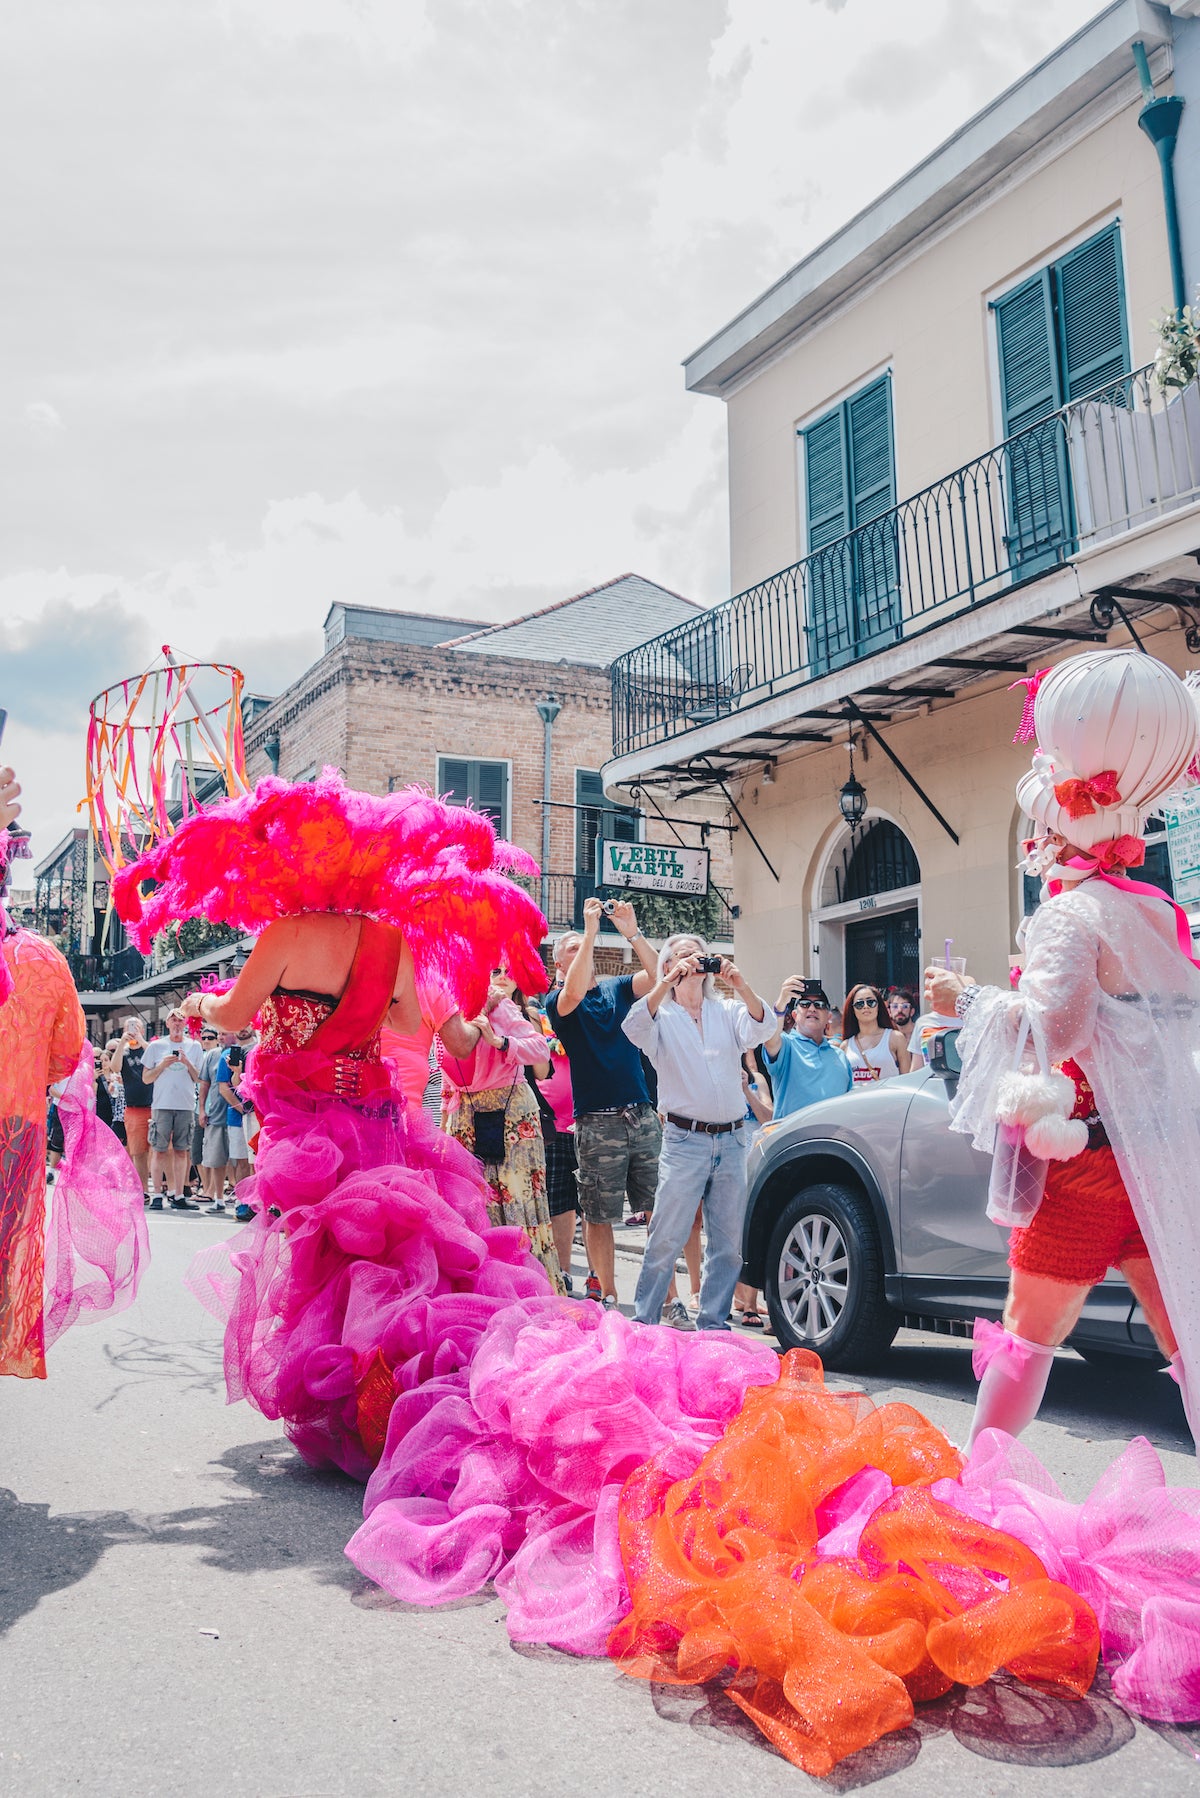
[{"xmin": 607, "ymin": 1350, "xmax": 1099, "ymax": 1776}]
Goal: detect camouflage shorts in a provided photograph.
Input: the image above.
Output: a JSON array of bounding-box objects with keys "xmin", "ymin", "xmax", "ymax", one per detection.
[{"xmin": 574, "ymin": 1104, "xmax": 661, "ymax": 1225}]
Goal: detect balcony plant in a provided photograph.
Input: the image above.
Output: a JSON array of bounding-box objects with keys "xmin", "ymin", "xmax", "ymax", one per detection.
[{"xmin": 1152, "ymin": 297, "xmax": 1200, "ymax": 394}]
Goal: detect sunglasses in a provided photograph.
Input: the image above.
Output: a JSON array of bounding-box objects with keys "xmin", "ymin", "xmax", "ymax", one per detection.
[{"xmin": 853, "ymin": 996, "xmax": 879, "ymax": 1008}]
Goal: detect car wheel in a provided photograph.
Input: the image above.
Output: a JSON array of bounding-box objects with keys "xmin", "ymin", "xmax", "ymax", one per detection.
[{"xmin": 763, "ymin": 1181, "xmax": 898, "ymax": 1371}]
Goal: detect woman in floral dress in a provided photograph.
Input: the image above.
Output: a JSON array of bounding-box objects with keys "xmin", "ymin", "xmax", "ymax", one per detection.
[{"xmin": 439, "ymin": 970, "xmax": 563, "ymax": 1290}]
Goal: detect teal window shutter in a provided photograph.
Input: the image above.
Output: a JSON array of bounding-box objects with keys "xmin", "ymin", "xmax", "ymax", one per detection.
[
  {"xmin": 802, "ymin": 377, "xmax": 897, "ymax": 670},
  {"xmin": 846, "ymin": 377, "xmax": 895, "ymax": 526},
  {"xmin": 576, "ymin": 769, "xmax": 637, "ymax": 881},
  {"xmin": 437, "ymin": 756, "xmax": 508, "ymax": 834},
  {"xmin": 803, "ymin": 410, "xmax": 849, "ymax": 551},
  {"xmin": 995, "ymin": 270, "xmax": 1060, "ymax": 438},
  {"xmin": 1056, "ymin": 223, "xmax": 1128, "ymax": 400}
]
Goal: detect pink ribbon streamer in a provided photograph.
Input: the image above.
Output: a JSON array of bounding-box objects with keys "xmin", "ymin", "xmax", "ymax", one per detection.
[{"xmin": 1009, "ymin": 669, "xmax": 1050, "ymax": 744}]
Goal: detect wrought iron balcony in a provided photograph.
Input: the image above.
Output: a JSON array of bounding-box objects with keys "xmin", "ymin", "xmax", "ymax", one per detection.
[{"xmin": 612, "ymin": 365, "xmax": 1200, "ymax": 759}]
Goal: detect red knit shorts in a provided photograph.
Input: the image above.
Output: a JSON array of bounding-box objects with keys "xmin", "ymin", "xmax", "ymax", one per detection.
[{"xmin": 1008, "ymin": 1144, "xmax": 1149, "ymax": 1286}]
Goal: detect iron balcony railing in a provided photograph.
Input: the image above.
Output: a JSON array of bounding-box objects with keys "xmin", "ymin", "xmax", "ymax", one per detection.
[
  {"xmin": 612, "ymin": 364, "xmax": 1200, "ymax": 758},
  {"xmin": 516, "ymin": 871, "xmax": 735, "ymax": 940}
]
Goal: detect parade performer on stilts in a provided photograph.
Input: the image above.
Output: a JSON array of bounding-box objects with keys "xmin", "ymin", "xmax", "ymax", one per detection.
[
  {"xmin": 0, "ymin": 765, "xmax": 147, "ymax": 1379},
  {"xmin": 927, "ymin": 648, "xmax": 1200, "ymax": 1454},
  {"xmin": 113, "ymin": 759, "xmax": 1145, "ymax": 1776}
]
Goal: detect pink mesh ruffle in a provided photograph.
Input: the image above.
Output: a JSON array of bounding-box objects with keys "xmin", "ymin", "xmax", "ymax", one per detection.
[
  {"xmin": 939, "ymin": 1432, "xmax": 1200, "ymax": 1721},
  {"xmin": 113, "ymin": 771, "xmax": 547, "ymax": 1012},
  {"xmin": 44, "ymin": 1044, "xmax": 149, "ymax": 1347},
  {"xmin": 346, "ymin": 1298, "xmax": 778, "ymax": 1653}
]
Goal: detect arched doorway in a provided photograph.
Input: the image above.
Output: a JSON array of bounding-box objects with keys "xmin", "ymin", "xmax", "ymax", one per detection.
[{"xmin": 812, "ymin": 817, "xmax": 921, "ymax": 1002}]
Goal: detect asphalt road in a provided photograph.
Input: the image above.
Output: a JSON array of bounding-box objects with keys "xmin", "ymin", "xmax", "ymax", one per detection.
[{"xmin": 2, "ymin": 1211, "xmax": 1199, "ymax": 1798}]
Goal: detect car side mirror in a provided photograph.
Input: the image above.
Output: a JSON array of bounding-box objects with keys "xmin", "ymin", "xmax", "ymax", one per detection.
[{"xmin": 927, "ymin": 1027, "xmax": 962, "ymax": 1080}]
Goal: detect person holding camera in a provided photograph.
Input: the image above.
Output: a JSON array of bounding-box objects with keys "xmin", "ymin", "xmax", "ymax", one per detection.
[
  {"xmin": 546, "ymin": 896, "xmax": 660, "ymax": 1309},
  {"xmin": 141, "ymin": 1009, "xmax": 202, "ymax": 1209},
  {"xmin": 761, "ymin": 978, "xmax": 851, "ymax": 1119},
  {"xmin": 623, "ymin": 933, "xmax": 774, "ymax": 1332}
]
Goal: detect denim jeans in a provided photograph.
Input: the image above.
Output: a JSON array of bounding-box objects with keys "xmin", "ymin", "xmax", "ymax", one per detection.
[{"xmin": 633, "ymin": 1123, "xmax": 748, "ymax": 1331}]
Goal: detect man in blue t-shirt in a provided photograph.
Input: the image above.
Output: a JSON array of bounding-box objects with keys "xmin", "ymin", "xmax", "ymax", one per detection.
[
  {"xmin": 761, "ymin": 978, "xmax": 851, "ymax": 1118},
  {"xmin": 546, "ymin": 896, "xmax": 659, "ymax": 1307}
]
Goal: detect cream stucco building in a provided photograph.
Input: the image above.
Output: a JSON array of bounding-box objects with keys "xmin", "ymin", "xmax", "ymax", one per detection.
[{"xmin": 605, "ymin": 0, "xmax": 1200, "ymax": 1004}]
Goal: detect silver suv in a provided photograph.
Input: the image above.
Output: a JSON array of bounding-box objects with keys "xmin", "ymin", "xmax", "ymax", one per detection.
[{"xmin": 743, "ymin": 1031, "xmax": 1158, "ymax": 1370}]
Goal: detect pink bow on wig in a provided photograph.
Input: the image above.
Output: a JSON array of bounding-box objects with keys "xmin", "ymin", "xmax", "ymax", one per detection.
[{"xmin": 1052, "ymin": 769, "xmax": 1122, "ymax": 819}]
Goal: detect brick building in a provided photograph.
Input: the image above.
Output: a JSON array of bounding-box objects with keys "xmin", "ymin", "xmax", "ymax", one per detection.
[{"xmin": 243, "ymin": 574, "xmax": 735, "ymax": 961}]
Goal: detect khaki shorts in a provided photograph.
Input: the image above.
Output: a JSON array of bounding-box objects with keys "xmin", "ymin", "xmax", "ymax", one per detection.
[
  {"xmin": 149, "ymin": 1108, "xmax": 193, "ymax": 1152},
  {"xmin": 574, "ymin": 1105, "xmax": 661, "ymax": 1225}
]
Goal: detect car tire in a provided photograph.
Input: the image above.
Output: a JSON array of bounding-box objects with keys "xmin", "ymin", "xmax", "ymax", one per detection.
[{"xmin": 763, "ymin": 1181, "xmax": 898, "ymax": 1371}]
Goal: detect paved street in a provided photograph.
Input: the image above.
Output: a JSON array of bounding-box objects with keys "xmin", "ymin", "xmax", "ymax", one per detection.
[{"xmin": 2, "ymin": 1210, "xmax": 1199, "ymax": 1798}]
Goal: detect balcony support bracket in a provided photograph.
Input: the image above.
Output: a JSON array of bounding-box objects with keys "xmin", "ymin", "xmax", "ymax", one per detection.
[
  {"xmin": 1089, "ymin": 590, "xmax": 1148, "ymax": 652},
  {"xmin": 699, "ymin": 762, "xmax": 780, "ymax": 883},
  {"xmin": 845, "ymin": 701, "xmax": 960, "ymax": 846}
]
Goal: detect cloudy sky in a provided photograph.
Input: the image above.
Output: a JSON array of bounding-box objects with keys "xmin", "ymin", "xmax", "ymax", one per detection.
[{"xmin": 3, "ymin": 0, "xmax": 1101, "ymax": 859}]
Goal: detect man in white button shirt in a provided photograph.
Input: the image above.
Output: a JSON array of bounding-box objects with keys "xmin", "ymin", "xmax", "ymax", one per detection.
[{"xmin": 622, "ymin": 933, "xmax": 774, "ymax": 1331}]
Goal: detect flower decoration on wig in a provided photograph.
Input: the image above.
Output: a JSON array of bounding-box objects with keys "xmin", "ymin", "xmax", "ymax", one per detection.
[{"xmin": 113, "ymin": 770, "xmax": 548, "ymax": 1016}]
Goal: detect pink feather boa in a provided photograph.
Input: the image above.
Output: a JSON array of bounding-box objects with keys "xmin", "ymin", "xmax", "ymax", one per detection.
[{"xmin": 113, "ymin": 771, "xmax": 548, "ymax": 1014}]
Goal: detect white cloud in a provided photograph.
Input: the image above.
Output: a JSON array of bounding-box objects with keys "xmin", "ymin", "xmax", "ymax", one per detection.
[
  {"xmin": 1, "ymin": 0, "xmax": 1107, "ymax": 861},
  {"xmin": 23, "ymin": 399, "xmax": 62, "ymax": 430}
]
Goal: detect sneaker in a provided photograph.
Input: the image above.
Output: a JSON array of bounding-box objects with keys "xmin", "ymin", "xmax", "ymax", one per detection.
[
  {"xmin": 211, "ymin": 1200, "xmax": 226, "ymax": 1214},
  {"xmin": 584, "ymin": 1271, "xmax": 602, "ymax": 1303},
  {"xmin": 169, "ymin": 1195, "xmax": 198, "ymax": 1211},
  {"xmin": 147, "ymin": 1195, "xmax": 163, "ymax": 1211},
  {"xmin": 625, "ymin": 1211, "xmax": 650, "ymax": 1228},
  {"xmin": 661, "ymin": 1299, "xmax": 696, "ymax": 1332},
  {"xmin": 562, "ymin": 1273, "xmax": 573, "ymax": 1295},
  {"xmin": 234, "ymin": 1203, "xmax": 255, "ymax": 1223},
  {"xmin": 602, "ymin": 1294, "xmax": 620, "ymax": 1311}
]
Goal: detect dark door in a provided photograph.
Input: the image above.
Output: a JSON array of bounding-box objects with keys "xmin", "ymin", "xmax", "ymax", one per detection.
[{"xmin": 844, "ymin": 907, "xmax": 920, "ymax": 995}]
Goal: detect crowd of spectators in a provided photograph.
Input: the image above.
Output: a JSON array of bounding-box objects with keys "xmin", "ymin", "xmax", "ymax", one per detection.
[
  {"xmin": 85, "ymin": 903, "xmax": 927, "ymax": 1339},
  {"xmin": 98, "ymin": 1012, "xmax": 259, "ymax": 1220}
]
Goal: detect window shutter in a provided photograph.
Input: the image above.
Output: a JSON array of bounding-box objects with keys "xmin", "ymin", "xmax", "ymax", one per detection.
[
  {"xmin": 847, "ymin": 377, "xmax": 899, "ymax": 650},
  {"xmin": 1056, "ymin": 224, "xmax": 1128, "ymax": 401},
  {"xmin": 438, "ymin": 758, "xmax": 471, "ymax": 806},
  {"xmin": 803, "ymin": 409, "xmax": 852, "ymax": 672},
  {"xmin": 576, "ymin": 769, "xmax": 637, "ymax": 879},
  {"xmin": 995, "ymin": 271, "xmax": 1059, "ymax": 438},
  {"xmin": 803, "ymin": 411, "xmax": 849, "ymax": 550},
  {"xmin": 475, "ymin": 760, "xmax": 507, "ymax": 833},
  {"xmin": 847, "ymin": 378, "xmax": 894, "ymax": 526}
]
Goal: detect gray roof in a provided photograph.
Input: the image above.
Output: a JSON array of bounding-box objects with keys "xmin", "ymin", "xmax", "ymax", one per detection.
[
  {"xmin": 323, "ymin": 603, "xmax": 488, "ymax": 654},
  {"xmin": 446, "ymin": 574, "xmax": 701, "ymax": 668}
]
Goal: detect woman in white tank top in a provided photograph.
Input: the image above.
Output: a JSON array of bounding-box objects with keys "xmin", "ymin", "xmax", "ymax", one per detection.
[{"xmin": 840, "ymin": 984, "xmax": 912, "ymax": 1083}]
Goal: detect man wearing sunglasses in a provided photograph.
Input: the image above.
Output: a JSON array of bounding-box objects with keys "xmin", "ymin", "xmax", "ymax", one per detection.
[{"xmin": 761, "ymin": 977, "xmax": 851, "ymax": 1120}]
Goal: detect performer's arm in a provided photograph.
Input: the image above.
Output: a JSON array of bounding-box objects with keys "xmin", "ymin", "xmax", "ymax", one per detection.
[
  {"xmin": 47, "ymin": 974, "xmax": 86, "ymax": 1086},
  {"xmin": 181, "ymin": 922, "xmax": 293, "ymax": 1031}
]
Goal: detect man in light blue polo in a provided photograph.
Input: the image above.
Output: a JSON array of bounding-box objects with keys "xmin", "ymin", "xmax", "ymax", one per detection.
[{"xmin": 762, "ymin": 978, "xmax": 851, "ymax": 1118}]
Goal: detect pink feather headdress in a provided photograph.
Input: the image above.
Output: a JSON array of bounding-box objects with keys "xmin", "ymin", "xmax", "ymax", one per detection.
[{"xmin": 113, "ymin": 771, "xmax": 548, "ymax": 1014}]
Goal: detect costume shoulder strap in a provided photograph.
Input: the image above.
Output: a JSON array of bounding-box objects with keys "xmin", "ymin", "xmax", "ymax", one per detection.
[{"xmin": 308, "ymin": 920, "xmax": 404, "ymax": 1055}]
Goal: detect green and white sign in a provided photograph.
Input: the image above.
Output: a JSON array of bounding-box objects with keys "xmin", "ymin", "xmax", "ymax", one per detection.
[
  {"xmin": 1163, "ymin": 790, "xmax": 1200, "ymax": 908},
  {"xmin": 598, "ymin": 839, "xmax": 709, "ymax": 896}
]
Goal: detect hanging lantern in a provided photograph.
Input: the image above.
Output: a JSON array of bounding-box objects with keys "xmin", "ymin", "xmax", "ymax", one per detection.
[{"xmin": 839, "ymin": 737, "xmax": 867, "ymax": 827}]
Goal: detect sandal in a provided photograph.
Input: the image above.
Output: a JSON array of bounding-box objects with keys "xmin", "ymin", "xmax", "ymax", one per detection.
[{"xmin": 738, "ymin": 1310, "xmax": 766, "ymax": 1329}]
